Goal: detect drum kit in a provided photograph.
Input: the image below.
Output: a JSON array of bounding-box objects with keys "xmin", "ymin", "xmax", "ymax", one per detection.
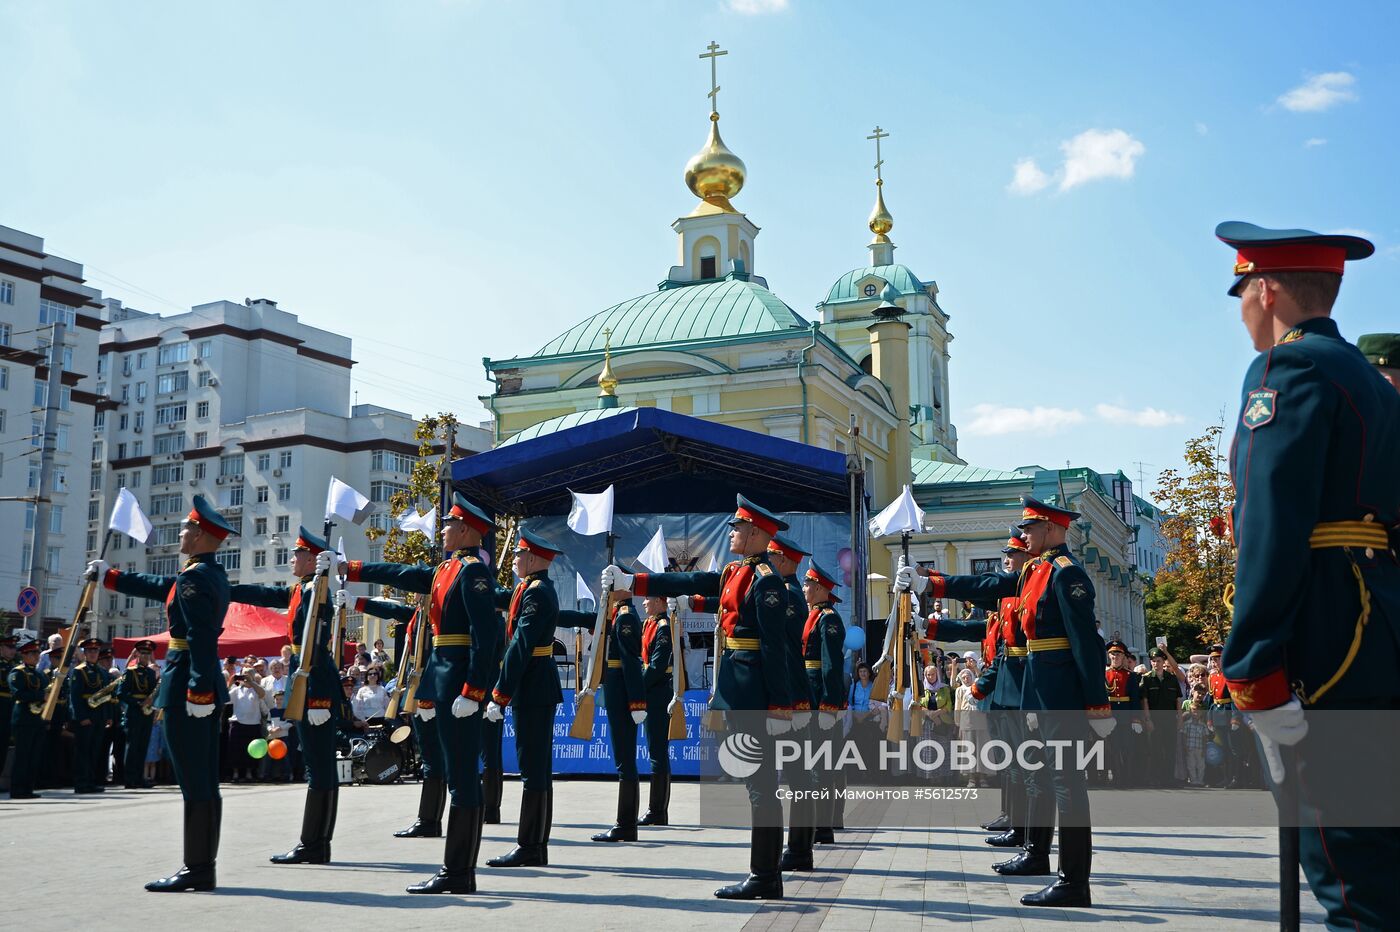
[{"xmin": 345, "ymin": 720, "xmax": 417, "ymax": 785}]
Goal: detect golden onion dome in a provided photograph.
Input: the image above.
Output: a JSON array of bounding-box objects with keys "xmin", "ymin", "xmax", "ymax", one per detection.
[
  {"xmin": 684, "ymin": 114, "xmax": 746, "ymax": 212},
  {"xmin": 868, "ymin": 181, "xmax": 894, "ymax": 242}
]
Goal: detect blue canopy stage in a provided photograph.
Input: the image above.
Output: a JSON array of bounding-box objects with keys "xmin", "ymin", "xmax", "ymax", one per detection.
[{"xmin": 451, "ymin": 406, "xmax": 851, "ymax": 516}]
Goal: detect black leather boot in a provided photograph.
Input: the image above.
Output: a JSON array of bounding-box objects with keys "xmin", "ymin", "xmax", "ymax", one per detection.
[
  {"xmin": 396, "ymin": 778, "xmax": 445, "ymax": 837},
  {"xmin": 985, "ymin": 827, "xmax": 1025, "ymax": 847},
  {"xmin": 993, "ymin": 823, "xmax": 1052, "ymax": 876},
  {"xmin": 592, "ymin": 779, "xmax": 639, "ymax": 842},
  {"xmin": 982, "ymin": 813, "xmax": 1011, "ymax": 832},
  {"xmin": 486, "ymin": 789, "xmax": 547, "ymax": 867},
  {"xmin": 146, "ymin": 800, "xmax": 217, "ymax": 892},
  {"xmin": 482, "ymin": 770, "xmax": 503, "ymax": 824},
  {"xmin": 780, "ymin": 795, "xmax": 815, "ymax": 870},
  {"xmin": 407, "ymin": 805, "xmax": 482, "ymax": 894},
  {"xmin": 1022, "ymin": 825, "xmax": 1092, "ymax": 907},
  {"xmin": 271, "ymin": 789, "xmax": 332, "ymax": 864},
  {"xmin": 638, "ymin": 773, "xmax": 670, "ymax": 826},
  {"xmin": 542, "ymin": 788, "xmax": 553, "ymax": 864},
  {"xmin": 715, "ymin": 827, "xmax": 784, "ymax": 900}
]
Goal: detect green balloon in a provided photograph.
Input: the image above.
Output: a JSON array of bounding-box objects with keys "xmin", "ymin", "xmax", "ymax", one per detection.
[{"xmin": 247, "ymin": 738, "xmax": 269, "ymax": 759}]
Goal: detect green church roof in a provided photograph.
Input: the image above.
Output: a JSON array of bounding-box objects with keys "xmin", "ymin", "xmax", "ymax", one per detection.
[
  {"xmin": 823, "ymin": 264, "xmax": 928, "ymax": 306},
  {"xmin": 912, "ymin": 459, "xmax": 1030, "ymax": 487},
  {"xmin": 533, "ymin": 277, "xmax": 809, "ymax": 359},
  {"xmin": 498, "ymin": 405, "xmax": 639, "ymax": 448}
]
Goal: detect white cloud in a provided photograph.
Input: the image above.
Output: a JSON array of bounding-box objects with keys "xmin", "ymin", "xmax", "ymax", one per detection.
[
  {"xmin": 1304, "ymin": 137, "xmax": 1327, "ymax": 147},
  {"xmin": 1094, "ymin": 404, "xmax": 1186, "ymax": 428},
  {"xmin": 723, "ymin": 0, "xmax": 789, "ymax": 13},
  {"xmin": 1059, "ymin": 129, "xmax": 1146, "ymax": 191},
  {"xmin": 963, "ymin": 404, "xmax": 1085, "ymax": 436},
  {"xmin": 1195, "ymin": 122, "xmax": 1209, "ymax": 136},
  {"xmin": 1277, "ymin": 72, "xmax": 1357, "ymax": 112},
  {"xmin": 1006, "ymin": 157, "xmax": 1050, "ymax": 195}
]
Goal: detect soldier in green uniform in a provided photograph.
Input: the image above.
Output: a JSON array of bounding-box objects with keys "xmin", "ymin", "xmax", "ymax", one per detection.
[
  {"xmin": 638, "ymin": 595, "xmax": 676, "ymax": 827},
  {"xmin": 799, "ymin": 561, "xmax": 845, "ymax": 847},
  {"xmin": 1139, "ymin": 647, "xmax": 1182, "ymax": 786},
  {"xmin": 7, "ymin": 637, "xmax": 47, "ymax": 799},
  {"xmin": 339, "ymin": 494, "xmax": 503, "ymax": 894},
  {"xmin": 356, "ymin": 598, "xmax": 448, "ymax": 838},
  {"xmin": 118, "ymin": 641, "xmax": 159, "ymax": 789},
  {"xmin": 561, "ymin": 589, "xmax": 646, "ymax": 843},
  {"xmin": 0, "ymin": 634, "xmax": 15, "ymax": 777},
  {"xmin": 1214, "ymin": 222, "xmax": 1400, "ymax": 928},
  {"xmin": 88, "ymin": 494, "xmax": 234, "ymax": 892},
  {"xmin": 68, "ymin": 637, "xmax": 111, "ymax": 794},
  {"xmin": 1358, "ymin": 332, "xmax": 1400, "ymax": 393},
  {"xmin": 485, "ymin": 529, "xmax": 564, "ymax": 869},
  {"xmin": 232, "ymin": 526, "xmax": 341, "ymax": 866},
  {"xmin": 607, "ymin": 494, "xmax": 794, "ymax": 901}
]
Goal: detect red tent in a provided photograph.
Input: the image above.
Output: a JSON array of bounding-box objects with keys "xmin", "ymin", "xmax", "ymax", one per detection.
[{"xmin": 112, "ymin": 602, "xmax": 290, "ymax": 660}]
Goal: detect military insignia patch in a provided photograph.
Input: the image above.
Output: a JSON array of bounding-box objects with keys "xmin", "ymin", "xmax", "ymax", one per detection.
[
  {"xmin": 474, "ymin": 579, "xmax": 489, "ymax": 592},
  {"xmin": 826, "ymin": 623, "xmax": 840, "ymax": 635},
  {"xmin": 1241, "ymin": 388, "xmax": 1277, "ymax": 429},
  {"xmin": 180, "ymin": 583, "xmax": 198, "ymax": 600},
  {"xmin": 1055, "ymin": 556, "xmax": 1073, "ymax": 568},
  {"xmin": 764, "ymin": 591, "xmax": 781, "ymax": 607},
  {"xmin": 1070, "ymin": 582, "xmax": 1088, "ymax": 600},
  {"xmin": 1276, "ymin": 328, "xmax": 1304, "ymax": 345}
]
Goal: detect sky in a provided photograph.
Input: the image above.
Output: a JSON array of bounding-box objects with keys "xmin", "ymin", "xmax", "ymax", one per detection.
[{"xmin": 3, "ymin": 0, "xmax": 1397, "ymax": 500}]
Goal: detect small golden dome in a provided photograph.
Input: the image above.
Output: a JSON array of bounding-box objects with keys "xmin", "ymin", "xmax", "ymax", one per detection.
[
  {"xmin": 868, "ymin": 181, "xmax": 894, "ymax": 243},
  {"xmin": 684, "ymin": 114, "xmax": 746, "ymax": 213},
  {"xmin": 598, "ymin": 328, "xmax": 619, "ymax": 400}
]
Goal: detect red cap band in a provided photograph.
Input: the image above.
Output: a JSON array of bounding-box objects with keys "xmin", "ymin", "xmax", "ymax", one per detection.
[
  {"xmin": 447, "ymin": 505, "xmax": 491, "ymax": 536},
  {"xmin": 294, "ymin": 536, "xmax": 324, "ymax": 554},
  {"xmin": 516, "ymin": 537, "xmax": 557, "ymax": 561},
  {"xmin": 734, "ymin": 505, "xmax": 779, "ymax": 537},
  {"xmin": 803, "ymin": 566, "xmax": 837, "ymax": 591},
  {"xmin": 767, "ymin": 539, "xmax": 804, "ymax": 562},
  {"xmin": 1234, "ymin": 244, "xmax": 1346, "ymax": 278},
  {"xmin": 187, "ymin": 507, "xmax": 230, "ymax": 540},
  {"xmin": 1020, "ymin": 504, "xmax": 1072, "ymax": 528},
  {"xmin": 1005, "ymin": 536, "xmax": 1030, "ymax": 551}
]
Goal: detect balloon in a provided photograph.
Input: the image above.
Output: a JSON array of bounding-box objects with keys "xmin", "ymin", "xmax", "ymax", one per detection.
[
  {"xmin": 267, "ymin": 738, "xmax": 288, "ymax": 760},
  {"xmin": 247, "ymin": 738, "xmax": 269, "ymax": 760},
  {"xmin": 1205, "ymin": 741, "xmax": 1224, "ymax": 767},
  {"xmin": 843, "ymin": 627, "xmax": 866, "ymax": 652}
]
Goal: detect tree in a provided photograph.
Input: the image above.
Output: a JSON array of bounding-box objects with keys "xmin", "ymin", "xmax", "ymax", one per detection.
[{"xmin": 1148, "ymin": 422, "xmax": 1236, "ymax": 654}]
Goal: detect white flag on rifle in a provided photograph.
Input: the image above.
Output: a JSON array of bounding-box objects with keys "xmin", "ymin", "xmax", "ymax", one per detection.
[
  {"xmin": 868, "ymin": 485, "xmax": 925, "ymax": 538},
  {"xmin": 397, "ymin": 508, "xmax": 437, "ymax": 538},
  {"xmin": 108, "ymin": 487, "xmax": 153, "ymax": 543},
  {"xmin": 326, "ymin": 477, "xmax": 373, "ymax": 525},
  {"xmin": 574, "ymin": 572, "xmax": 595, "ymax": 606},
  {"xmin": 566, "ymin": 485, "xmax": 614, "ymax": 536},
  {"xmin": 635, "ymin": 526, "xmax": 668, "ymax": 573}
]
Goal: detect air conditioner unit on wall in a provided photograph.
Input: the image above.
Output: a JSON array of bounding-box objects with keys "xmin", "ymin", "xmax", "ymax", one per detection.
[
  {"xmin": 188, "ymin": 480, "xmax": 197, "ymax": 487},
  {"xmin": 207, "ymin": 378, "xmax": 218, "ymax": 387},
  {"xmin": 216, "ymin": 477, "xmax": 224, "ymax": 485},
  {"xmin": 273, "ymin": 468, "xmax": 282, "ymax": 477}
]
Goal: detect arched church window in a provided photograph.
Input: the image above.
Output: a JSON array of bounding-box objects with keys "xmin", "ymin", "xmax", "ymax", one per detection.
[
  {"xmin": 859, "ymin": 354, "xmax": 873, "ymax": 375},
  {"xmin": 700, "ymin": 256, "xmax": 718, "ymax": 279}
]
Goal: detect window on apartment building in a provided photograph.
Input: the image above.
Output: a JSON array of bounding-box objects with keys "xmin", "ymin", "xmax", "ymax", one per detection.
[
  {"xmin": 219, "ymin": 453, "xmax": 243, "ymax": 477},
  {"xmin": 119, "ymin": 413, "xmax": 129, "ymax": 431},
  {"xmin": 116, "ymin": 442, "xmax": 126, "ymax": 459},
  {"xmin": 197, "ymin": 369, "xmax": 211, "ymax": 388},
  {"xmin": 91, "ymin": 441, "xmax": 101, "ymax": 461},
  {"xmin": 256, "ymin": 485, "xmax": 269, "ymax": 503},
  {"xmin": 30, "ymin": 418, "xmax": 40, "ymax": 447},
  {"xmin": 192, "ymin": 461, "xmax": 206, "ymax": 480},
  {"xmin": 371, "ymin": 450, "xmax": 415, "ymax": 473},
  {"xmin": 0, "ymin": 366, "xmax": 7, "ymax": 390},
  {"xmin": 196, "ymin": 401, "xmax": 209, "ymax": 419},
  {"xmin": 0, "ymin": 280, "xmax": 13, "ymax": 304},
  {"xmin": 253, "ymin": 550, "xmax": 267, "ymax": 569},
  {"xmin": 32, "ymin": 383, "xmax": 73, "ymax": 412},
  {"xmin": 154, "ymin": 432, "xmax": 186, "ymax": 455},
  {"xmin": 134, "ymin": 411, "xmax": 144, "ymax": 431},
  {"xmin": 135, "ymin": 382, "xmax": 147, "ymax": 403},
  {"xmin": 111, "ymin": 533, "xmax": 122, "ymax": 551},
  {"xmin": 254, "ymin": 517, "xmax": 267, "ymax": 535},
  {"xmin": 93, "ymin": 410, "xmax": 104, "ymax": 430},
  {"xmin": 91, "ymin": 468, "xmax": 102, "ymax": 491},
  {"xmin": 19, "ymin": 543, "xmax": 30, "ymax": 572},
  {"xmin": 273, "ymin": 547, "xmax": 289, "ymax": 566},
  {"xmin": 157, "ymin": 343, "xmax": 189, "ymax": 365},
  {"xmin": 136, "ymin": 352, "xmax": 147, "ymax": 370},
  {"xmin": 195, "ymin": 431, "xmax": 208, "ymax": 447},
  {"xmin": 156, "ymin": 371, "xmax": 189, "ymax": 394},
  {"xmin": 0, "ymin": 410, "xmax": 6, "ymax": 434},
  {"xmin": 150, "ymin": 462, "xmax": 182, "ymax": 484},
  {"xmin": 150, "ymin": 492, "xmax": 183, "ymax": 516},
  {"xmin": 215, "ymin": 550, "xmax": 241, "ymax": 572},
  {"xmin": 131, "ymin": 439, "xmax": 142, "ymax": 457},
  {"xmin": 197, "ymin": 340, "xmax": 212, "ymax": 358},
  {"xmin": 279, "ymin": 450, "xmax": 292, "ymax": 469},
  {"xmin": 38, "ymin": 299, "xmax": 76, "ymax": 328},
  {"xmin": 256, "ymin": 453, "xmax": 270, "ymax": 471},
  {"xmin": 154, "ymin": 402, "xmax": 186, "ymax": 425},
  {"xmin": 107, "ymin": 594, "xmax": 117, "ymax": 612},
  {"xmin": 97, "ymin": 354, "xmax": 107, "ymax": 375},
  {"xmin": 130, "ymin": 469, "xmax": 141, "ymax": 488},
  {"xmin": 276, "ymin": 482, "xmax": 290, "ymax": 502},
  {"xmin": 86, "ymin": 530, "xmax": 96, "ymax": 552},
  {"xmin": 88, "ymin": 498, "xmax": 99, "ymax": 521},
  {"xmin": 228, "ymin": 486, "xmax": 244, "ymax": 507},
  {"xmin": 151, "ymin": 524, "xmax": 181, "ymax": 546},
  {"xmin": 149, "ymin": 556, "xmax": 179, "ymax": 576},
  {"xmin": 42, "ymin": 343, "xmax": 74, "ymax": 371},
  {"xmin": 370, "ymin": 480, "xmax": 409, "ymax": 503},
  {"xmin": 275, "ymin": 515, "xmax": 289, "ymax": 534}
]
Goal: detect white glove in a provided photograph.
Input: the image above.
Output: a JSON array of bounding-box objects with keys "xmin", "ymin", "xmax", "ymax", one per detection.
[
  {"xmin": 415, "ymin": 704, "xmax": 436, "ymax": 721},
  {"xmin": 601, "ymin": 564, "xmax": 634, "ymax": 591},
  {"xmin": 766, "ymin": 715, "xmax": 792, "ymax": 736},
  {"xmin": 580, "ymin": 688, "xmax": 595, "ymax": 701},
  {"xmin": 306, "ymin": 708, "xmax": 331, "ymax": 726},
  {"xmin": 334, "ymin": 588, "xmax": 349, "ymax": 610},
  {"xmin": 631, "ymin": 710, "xmax": 646, "ymax": 724},
  {"xmin": 1131, "ymin": 721, "xmax": 1143, "ymax": 734},
  {"xmin": 452, "ymin": 696, "xmax": 479, "ymax": 718},
  {"xmin": 1089, "ymin": 716, "xmax": 1116, "ymax": 739},
  {"xmin": 893, "ymin": 564, "xmax": 929, "ymax": 595},
  {"xmin": 791, "ymin": 711, "xmax": 812, "ymax": 730},
  {"xmin": 185, "ymin": 700, "xmax": 215, "ymax": 718},
  {"xmin": 485, "ymin": 701, "xmax": 505, "ymax": 723},
  {"xmin": 666, "ymin": 597, "xmax": 679, "ymax": 615},
  {"xmin": 1025, "ymin": 712, "xmax": 1039, "ymax": 731},
  {"xmin": 1247, "ymin": 698, "xmax": 1309, "ymax": 785},
  {"xmin": 818, "ymin": 712, "xmax": 839, "ymax": 730},
  {"xmin": 315, "ymin": 550, "xmax": 334, "ymax": 574},
  {"xmin": 84, "ymin": 559, "xmax": 110, "ymax": 582}
]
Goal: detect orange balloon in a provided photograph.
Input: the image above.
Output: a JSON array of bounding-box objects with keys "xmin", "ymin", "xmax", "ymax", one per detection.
[{"xmin": 267, "ymin": 738, "xmax": 288, "ymax": 760}]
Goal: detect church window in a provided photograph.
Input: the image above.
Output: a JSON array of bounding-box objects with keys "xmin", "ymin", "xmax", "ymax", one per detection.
[
  {"xmin": 859, "ymin": 354, "xmax": 873, "ymax": 375},
  {"xmin": 863, "ymin": 283, "xmax": 877, "ymax": 297},
  {"xmin": 700, "ymin": 256, "xmax": 717, "ymax": 279}
]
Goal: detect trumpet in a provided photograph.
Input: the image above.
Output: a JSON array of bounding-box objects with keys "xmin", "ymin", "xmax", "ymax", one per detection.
[{"xmin": 86, "ymin": 676, "xmax": 124, "ymax": 709}]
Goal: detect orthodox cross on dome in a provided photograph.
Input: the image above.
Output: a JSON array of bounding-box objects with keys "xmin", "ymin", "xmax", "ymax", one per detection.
[
  {"xmin": 700, "ymin": 41, "xmax": 728, "ymax": 118},
  {"xmin": 867, "ymin": 125, "xmax": 889, "ymax": 186}
]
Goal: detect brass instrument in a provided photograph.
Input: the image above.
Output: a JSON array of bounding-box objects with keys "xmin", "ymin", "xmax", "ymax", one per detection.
[{"xmin": 86, "ymin": 675, "xmax": 124, "ymax": 709}]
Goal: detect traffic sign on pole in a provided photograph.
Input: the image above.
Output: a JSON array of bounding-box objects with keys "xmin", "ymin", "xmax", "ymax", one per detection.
[{"xmin": 16, "ymin": 586, "xmax": 40, "ymax": 617}]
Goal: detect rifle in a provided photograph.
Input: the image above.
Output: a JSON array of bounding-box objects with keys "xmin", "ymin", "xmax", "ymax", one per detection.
[
  {"xmin": 702, "ymin": 597, "xmax": 726, "ymax": 734},
  {"xmin": 570, "ymin": 534, "xmax": 615, "ymax": 740},
  {"xmin": 871, "ymin": 604, "xmax": 899, "ymax": 698},
  {"xmin": 401, "ymin": 607, "xmax": 430, "ymax": 714},
  {"xmin": 383, "ymin": 609, "xmax": 417, "ymax": 720},
  {"xmin": 667, "ymin": 599, "xmax": 688, "ymax": 740},
  {"xmin": 42, "ymin": 530, "xmax": 113, "ymax": 721},
  {"xmin": 886, "ymin": 532, "xmax": 912, "ymax": 742},
  {"xmin": 284, "ymin": 517, "xmax": 333, "ymax": 721}
]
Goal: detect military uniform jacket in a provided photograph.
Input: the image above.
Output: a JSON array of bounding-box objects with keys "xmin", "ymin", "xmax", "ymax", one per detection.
[
  {"xmin": 1014, "ymin": 545, "xmax": 1109, "ymax": 712},
  {"xmin": 8, "ymin": 664, "xmax": 46, "ymax": 722},
  {"xmin": 929, "ymin": 570, "xmax": 1028, "ymax": 709},
  {"xmin": 801, "ymin": 602, "xmax": 845, "ymax": 711},
  {"xmin": 104, "ymin": 554, "xmax": 230, "ymax": 710},
  {"xmin": 561, "ymin": 602, "xmax": 645, "ymax": 711},
  {"xmin": 634, "ymin": 554, "xmax": 792, "ymax": 712},
  {"xmin": 68, "ymin": 662, "xmax": 110, "ymax": 720},
  {"xmin": 232, "ymin": 577, "xmax": 339, "ymax": 711},
  {"xmin": 347, "ymin": 554, "xmax": 501, "ymax": 704},
  {"xmin": 782, "ymin": 576, "xmax": 811, "ymax": 712},
  {"xmin": 1223, "ymin": 316, "xmax": 1400, "ymax": 710},
  {"xmin": 1104, "ymin": 666, "xmax": 1141, "ymax": 707},
  {"xmin": 1139, "ymin": 670, "xmax": 1181, "ymax": 711},
  {"xmin": 492, "ymin": 571, "xmax": 561, "ymax": 709},
  {"xmin": 117, "ymin": 664, "xmax": 158, "ymax": 716},
  {"xmin": 641, "ymin": 613, "xmax": 673, "ymax": 700},
  {"xmin": 0, "ymin": 655, "xmax": 14, "ymax": 704}
]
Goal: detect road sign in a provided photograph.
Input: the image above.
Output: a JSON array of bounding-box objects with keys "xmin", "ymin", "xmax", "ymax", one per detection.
[{"xmin": 16, "ymin": 586, "xmax": 40, "ymax": 617}]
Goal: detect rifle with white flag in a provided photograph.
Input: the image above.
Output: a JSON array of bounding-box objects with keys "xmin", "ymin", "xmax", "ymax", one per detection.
[
  {"xmin": 45, "ymin": 489, "xmax": 152, "ymax": 721},
  {"xmin": 868, "ymin": 487, "xmax": 923, "ymax": 741},
  {"xmin": 567, "ymin": 486, "xmax": 615, "ymax": 739},
  {"xmin": 667, "ymin": 597, "xmax": 688, "ymax": 740}
]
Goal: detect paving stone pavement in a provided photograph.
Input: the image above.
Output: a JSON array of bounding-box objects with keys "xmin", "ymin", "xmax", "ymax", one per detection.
[{"xmin": 0, "ymin": 780, "xmax": 1326, "ymax": 930}]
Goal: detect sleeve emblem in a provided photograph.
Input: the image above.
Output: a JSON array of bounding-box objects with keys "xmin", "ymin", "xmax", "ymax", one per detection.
[
  {"xmin": 1070, "ymin": 581, "xmax": 1088, "ymax": 600},
  {"xmin": 474, "ymin": 579, "xmax": 489, "ymax": 592},
  {"xmin": 764, "ymin": 591, "xmax": 781, "ymax": 607},
  {"xmin": 180, "ymin": 583, "xmax": 199, "ymax": 600},
  {"xmin": 1241, "ymin": 387, "xmax": 1277, "ymax": 429}
]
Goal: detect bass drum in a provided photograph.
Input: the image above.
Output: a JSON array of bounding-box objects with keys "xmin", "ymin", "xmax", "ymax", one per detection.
[{"xmin": 360, "ymin": 732, "xmax": 402, "ymax": 785}]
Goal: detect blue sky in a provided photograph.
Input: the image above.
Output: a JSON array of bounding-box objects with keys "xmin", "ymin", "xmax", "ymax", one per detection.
[{"xmin": 3, "ymin": 1, "xmax": 1396, "ymax": 498}]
